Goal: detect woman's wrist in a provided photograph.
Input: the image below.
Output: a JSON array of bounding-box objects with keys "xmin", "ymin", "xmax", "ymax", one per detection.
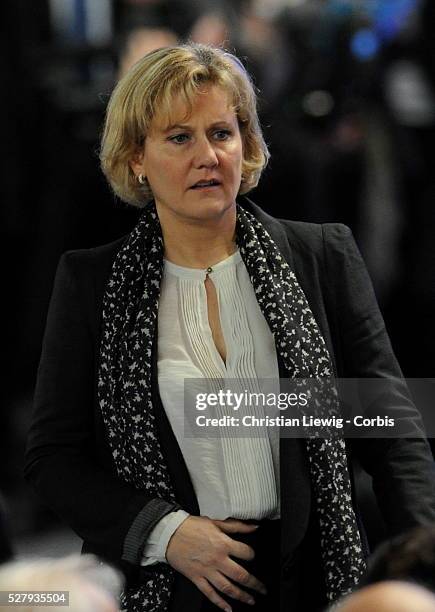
[{"xmin": 141, "ymin": 509, "xmax": 190, "ymax": 565}]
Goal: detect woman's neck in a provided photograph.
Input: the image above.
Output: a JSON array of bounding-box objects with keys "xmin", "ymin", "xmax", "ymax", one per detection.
[{"xmin": 157, "ymin": 204, "xmax": 237, "ymax": 269}]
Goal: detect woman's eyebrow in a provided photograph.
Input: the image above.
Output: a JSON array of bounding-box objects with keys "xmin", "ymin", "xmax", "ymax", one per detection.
[
  {"xmin": 163, "ymin": 120, "xmax": 233, "ymax": 133},
  {"xmin": 163, "ymin": 123, "xmax": 191, "ymax": 133}
]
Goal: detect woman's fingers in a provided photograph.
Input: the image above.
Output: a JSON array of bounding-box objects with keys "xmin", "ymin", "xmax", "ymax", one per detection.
[
  {"xmin": 222, "ymin": 558, "xmax": 267, "ymax": 596},
  {"xmin": 194, "ymin": 577, "xmax": 233, "ymax": 612},
  {"xmin": 228, "ymin": 539, "xmax": 255, "ymax": 562},
  {"xmin": 165, "ymin": 515, "xmax": 267, "ymax": 605},
  {"xmin": 208, "ymin": 571, "xmax": 256, "ymax": 606},
  {"xmin": 212, "ymin": 518, "xmax": 259, "ymax": 534}
]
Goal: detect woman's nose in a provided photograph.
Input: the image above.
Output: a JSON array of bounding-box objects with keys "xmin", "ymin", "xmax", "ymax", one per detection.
[{"xmin": 193, "ymin": 137, "xmax": 218, "ymax": 168}]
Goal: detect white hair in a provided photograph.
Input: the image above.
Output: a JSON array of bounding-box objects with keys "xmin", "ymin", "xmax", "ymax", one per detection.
[{"xmin": 0, "ymin": 555, "xmax": 123, "ymax": 612}]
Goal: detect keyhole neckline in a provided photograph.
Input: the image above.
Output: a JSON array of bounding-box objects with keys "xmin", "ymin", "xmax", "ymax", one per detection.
[{"xmin": 164, "ymin": 249, "xmax": 241, "ymax": 280}]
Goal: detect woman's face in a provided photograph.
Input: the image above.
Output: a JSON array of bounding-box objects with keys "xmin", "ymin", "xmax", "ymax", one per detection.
[{"xmin": 130, "ymin": 84, "xmax": 243, "ymax": 225}]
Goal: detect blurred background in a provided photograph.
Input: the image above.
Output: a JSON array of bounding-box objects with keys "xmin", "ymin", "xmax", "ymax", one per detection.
[{"xmin": 1, "ymin": 0, "xmax": 435, "ymax": 564}]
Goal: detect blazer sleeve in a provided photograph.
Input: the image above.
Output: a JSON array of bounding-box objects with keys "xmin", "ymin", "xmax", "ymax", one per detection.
[
  {"xmin": 322, "ymin": 223, "xmax": 435, "ymax": 535},
  {"xmin": 24, "ymin": 252, "xmax": 180, "ymax": 577}
]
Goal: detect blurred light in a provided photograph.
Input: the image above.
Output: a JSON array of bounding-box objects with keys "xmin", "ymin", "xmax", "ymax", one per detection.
[
  {"xmin": 50, "ymin": 0, "xmax": 112, "ymax": 46},
  {"xmin": 302, "ymin": 91, "xmax": 334, "ymax": 118},
  {"xmin": 325, "ymin": 0, "xmax": 421, "ymax": 42},
  {"xmin": 50, "ymin": 0, "xmax": 76, "ymax": 42},
  {"xmin": 252, "ymin": 0, "xmax": 287, "ymax": 20},
  {"xmin": 350, "ymin": 28, "xmax": 380, "ymax": 61},
  {"xmin": 374, "ymin": 0, "xmax": 419, "ymax": 41},
  {"xmin": 86, "ymin": 0, "xmax": 112, "ymax": 46},
  {"xmin": 327, "ymin": 0, "xmax": 354, "ymax": 17},
  {"xmin": 385, "ymin": 60, "xmax": 435, "ymax": 126}
]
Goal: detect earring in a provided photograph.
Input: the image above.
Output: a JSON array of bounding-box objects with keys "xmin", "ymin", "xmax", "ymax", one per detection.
[{"xmin": 138, "ymin": 174, "xmax": 147, "ymax": 185}]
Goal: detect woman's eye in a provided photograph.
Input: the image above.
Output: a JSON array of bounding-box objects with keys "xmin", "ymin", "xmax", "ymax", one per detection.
[
  {"xmin": 169, "ymin": 134, "xmax": 189, "ymax": 144},
  {"xmin": 214, "ymin": 130, "xmax": 231, "ymax": 141}
]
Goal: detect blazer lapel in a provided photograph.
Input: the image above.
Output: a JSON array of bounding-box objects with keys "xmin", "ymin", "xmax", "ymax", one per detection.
[
  {"xmin": 246, "ymin": 197, "xmax": 338, "ymax": 371},
  {"xmin": 243, "ymin": 198, "xmax": 314, "ymax": 560}
]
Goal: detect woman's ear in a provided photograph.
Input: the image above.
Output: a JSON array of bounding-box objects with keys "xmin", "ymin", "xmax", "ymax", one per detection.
[{"xmin": 129, "ymin": 147, "xmax": 145, "ymax": 178}]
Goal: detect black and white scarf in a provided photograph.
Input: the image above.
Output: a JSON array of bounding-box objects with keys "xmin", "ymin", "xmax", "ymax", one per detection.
[{"xmin": 98, "ymin": 201, "xmax": 366, "ymax": 611}]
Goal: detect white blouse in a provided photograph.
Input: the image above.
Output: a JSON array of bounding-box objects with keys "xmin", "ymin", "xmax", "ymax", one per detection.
[{"xmin": 142, "ymin": 250, "xmax": 280, "ymax": 564}]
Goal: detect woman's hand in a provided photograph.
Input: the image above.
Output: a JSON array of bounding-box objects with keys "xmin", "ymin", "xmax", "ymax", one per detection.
[{"xmin": 166, "ymin": 516, "xmax": 267, "ymax": 611}]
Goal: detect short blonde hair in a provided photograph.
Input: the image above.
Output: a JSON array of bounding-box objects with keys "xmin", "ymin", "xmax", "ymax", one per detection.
[{"xmin": 100, "ymin": 43, "xmax": 270, "ymax": 206}]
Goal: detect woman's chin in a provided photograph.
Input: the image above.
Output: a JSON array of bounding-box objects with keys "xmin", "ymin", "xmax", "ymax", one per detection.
[
  {"xmin": 192, "ymin": 199, "xmax": 235, "ymax": 222},
  {"xmin": 155, "ymin": 194, "xmax": 237, "ymax": 226}
]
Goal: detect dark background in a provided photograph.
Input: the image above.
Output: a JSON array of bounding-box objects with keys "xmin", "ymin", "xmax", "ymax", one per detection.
[{"xmin": 1, "ymin": 0, "xmax": 434, "ymax": 560}]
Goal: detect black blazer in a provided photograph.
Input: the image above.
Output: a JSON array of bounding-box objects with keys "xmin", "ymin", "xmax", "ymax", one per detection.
[{"xmin": 25, "ymin": 199, "xmax": 435, "ymax": 610}]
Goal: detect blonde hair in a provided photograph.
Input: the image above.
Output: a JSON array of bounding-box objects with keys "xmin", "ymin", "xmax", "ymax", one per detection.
[{"xmin": 100, "ymin": 43, "xmax": 270, "ymax": 206}]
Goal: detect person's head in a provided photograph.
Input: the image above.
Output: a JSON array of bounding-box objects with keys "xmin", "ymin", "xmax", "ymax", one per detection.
[
  {"xmin": 100, "ymin": 43, "xmax": 269, "ymax": 221},
  {"xmin": 0, "ymin": 555, "xmax": 122, "ymax": 612},
  {"xmin": 118, "ymin": 27, "xmax": 178, "ymax": 78},
  {"xmin": 334, "ymin": 581, "xmax": 435, "ymax": 612},
  {"xmin": 362, "ymin": 525, "xmax": 435, "ymax": 593}
]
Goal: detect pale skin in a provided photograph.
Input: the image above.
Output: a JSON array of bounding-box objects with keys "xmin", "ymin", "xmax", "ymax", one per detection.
[
  {"xmin": 335, "ymin": 581, "xmax": 435, "ymax": 612},
  {"xmin": 130, "ymin": 85, "xmax": 267, "ymax": 611}
]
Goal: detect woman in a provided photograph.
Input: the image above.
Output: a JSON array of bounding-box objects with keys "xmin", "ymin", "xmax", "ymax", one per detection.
[{"xmin": 25, "ymin": 44, "xmax": 435, "ymax": 612}]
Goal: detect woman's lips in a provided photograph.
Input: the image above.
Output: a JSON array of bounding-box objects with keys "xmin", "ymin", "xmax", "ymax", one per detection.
[
  {"xmin": 190, "ymin": 183, "xmax": 221, "ymax": 190},
  {"xmin": 190, "ymin": 179, "xmax": 221, "ymax": 189}
]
